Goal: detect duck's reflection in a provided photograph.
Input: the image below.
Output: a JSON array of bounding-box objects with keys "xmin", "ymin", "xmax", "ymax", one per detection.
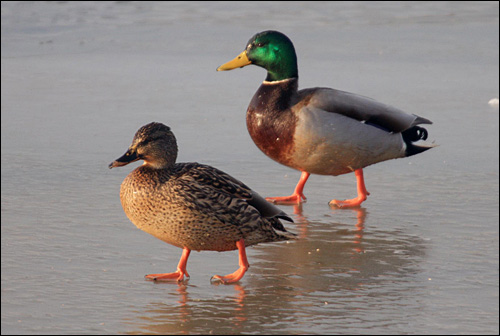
[
  {"xmin": 232, "ymin": 284, "xmax": 246, "ymax": 324},
  {"xmin": 289, "ymin": 203, "xmax": 308, "ymax": 238},
  {"xmin": 125, "ymin": 282, "xmax": 249, "ymax": 335},
  {"xmin": 330, "ymin": 207, "xmax": 367, "ymax": 254},
  {"xmin": 210, "ymin": 282, "xmax": 247, "ymax": 324},
  {"xmin": 174, "ymin": 282, "xmax": 189, "ymax": 324},
  {"xmin": 124, "ymin": 206, "xmax": 425, "ymax": 335},
  {"xmin": 352, "ymin": 208, "xmax": 366, "ymax": 254},
  {"xmin": 291, "ymin": 203, "xmax": 367, "ymax": 242}
]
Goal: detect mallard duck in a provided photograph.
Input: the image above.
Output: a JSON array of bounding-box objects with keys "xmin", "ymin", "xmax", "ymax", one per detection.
[
  {"xmin": 109, "ymin": 122, "xmax": 295, "ymax": 284},
  {"xmin": 217, "ymin": 30, "xmax": 434, "ymax": 207}
]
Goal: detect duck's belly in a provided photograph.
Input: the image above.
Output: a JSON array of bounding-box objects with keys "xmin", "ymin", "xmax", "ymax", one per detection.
[
  {"xmin": 289, "ymin": 108, "xmax": 407, "ymax": 176},
  {"xmin": 119, "ymin": 180, "xmax": 241, "ymax": 252}
]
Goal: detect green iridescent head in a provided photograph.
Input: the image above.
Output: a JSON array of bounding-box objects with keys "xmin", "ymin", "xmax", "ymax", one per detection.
[{"xmin": 217, "ymin": 30, "xmax": 298, "ymax": 82}]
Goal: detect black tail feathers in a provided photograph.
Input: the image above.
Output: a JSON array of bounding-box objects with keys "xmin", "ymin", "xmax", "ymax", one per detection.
[
  {"xmin": 403, "ymin": 126, "xmax": 433, "ymax": 157},
  {"xmin": 402, "ymin": 126, "xmax": 428, "ymax": 142}
]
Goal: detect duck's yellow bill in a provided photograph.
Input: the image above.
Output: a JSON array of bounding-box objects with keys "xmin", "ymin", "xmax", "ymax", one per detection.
[{"xmin": 217, "ymin": 51, "xmax": 251, "ymax": 71}]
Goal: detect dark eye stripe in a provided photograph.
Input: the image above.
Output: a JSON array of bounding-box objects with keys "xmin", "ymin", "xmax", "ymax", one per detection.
[{"xmin": 139, "ymin": 135, "xmax": 163, "ymax": 147}]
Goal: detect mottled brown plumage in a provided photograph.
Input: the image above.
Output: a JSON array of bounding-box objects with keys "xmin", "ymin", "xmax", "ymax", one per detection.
[{"xmin": 109, "ymin": 122, "xmax": 294, "ymax": 283}]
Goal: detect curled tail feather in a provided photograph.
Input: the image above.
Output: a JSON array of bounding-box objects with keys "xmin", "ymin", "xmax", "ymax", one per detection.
[{"xmin": 403, "ymin": 125, "xmax": 435, "ymax": 157}]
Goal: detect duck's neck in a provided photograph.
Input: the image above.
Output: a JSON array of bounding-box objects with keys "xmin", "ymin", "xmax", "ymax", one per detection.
[
  {"xmin": 250, "ymin": 78, "xmax": 299, "ymax": 112},
  {"xmin": 143, "ymin": 160, "xmax": 175, "ymax": 170},
  {"xmin": 262, "ymin": 78, "xmax": 298, "ymax": 86},
  {"xmin": 265, "ymin": 68, "xmax": 298, "ymax": 82},
  {"xmin": 262, "ymin": 50, "xmax": 298, "ymax": 82}
]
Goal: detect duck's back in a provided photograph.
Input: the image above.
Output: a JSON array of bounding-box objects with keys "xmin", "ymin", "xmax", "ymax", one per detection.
[
  {"xmin": 299, "ymin": 87, "xmax": 432, "ymax": 133},
  {"xmin": 120, "ymin": 163, "xmax": 291, "ymax": 251}
]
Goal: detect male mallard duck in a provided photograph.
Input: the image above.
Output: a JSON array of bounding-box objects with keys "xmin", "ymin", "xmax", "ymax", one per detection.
[
  {"xmin": 217, "ymin": 30, "xmax": 434, "ymax": 207},
  {"xmin": 109, "ymin": 122, "xmax": 295, "ymax": 284}
]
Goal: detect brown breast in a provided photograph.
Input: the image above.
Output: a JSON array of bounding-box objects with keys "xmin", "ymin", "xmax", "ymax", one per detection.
[{"xmin": 246, "ymin": 80, "xmax": 299, "ymax": 168}]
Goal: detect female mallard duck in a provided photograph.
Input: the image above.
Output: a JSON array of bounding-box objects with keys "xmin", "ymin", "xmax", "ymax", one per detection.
[
  {"xmin": 217, "ymin": 30, "xmax": 434, "ymax": 208},
  {"xmin": 109, "ymin": 122, "xmax": 295, "ymax": 284}
]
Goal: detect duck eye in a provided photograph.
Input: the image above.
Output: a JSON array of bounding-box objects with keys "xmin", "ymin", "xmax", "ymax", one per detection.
[{"xmin": 255, "ymin": 42, "xmax": 265, "ymax": 48}]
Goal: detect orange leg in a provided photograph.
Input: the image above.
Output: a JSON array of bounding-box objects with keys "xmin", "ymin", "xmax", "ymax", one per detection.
[
  {"xmin": 211, "ymin": 239, "xmax": 249, "ymax": 284},
  {"xmin": 145, "ymin": 248, "xmax": 191, "ymax": 282},
  {"xmin": 329, "ymin": 169, "xmax": 370, "ymax": 208},
  {"xmin": 266, "ymin": 171, "xmax": 310, "ymax": 204}
]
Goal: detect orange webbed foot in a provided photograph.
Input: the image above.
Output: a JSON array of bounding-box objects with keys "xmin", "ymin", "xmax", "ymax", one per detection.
[
  {"xmin": 265, "ymin": 192, "xmax": 306, "ymax": 205},
  {"xmin": 329, "ymin": 194, "xmax": 369, "ymax": 208},
  {"xmin": 210, "ymin": 265, "xmax": 248, "ymax": 284},
  {"xmin": 210, "ymin": 239, "xmax": 249, "ymax": 285},
  {"xmin": 145, "ymin": 248, "xmax": 191, "ymax": 282},
  {"xmin": 330, "ymin": 169, "xmax": 370, "ymax": 208},
  {"xmin": 145, "ymin": 269, "xmax": 190, "ymax": 282},
  {"xmin": 266, "ymin": 171, "xmax": 309, "ymax": 205}
]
